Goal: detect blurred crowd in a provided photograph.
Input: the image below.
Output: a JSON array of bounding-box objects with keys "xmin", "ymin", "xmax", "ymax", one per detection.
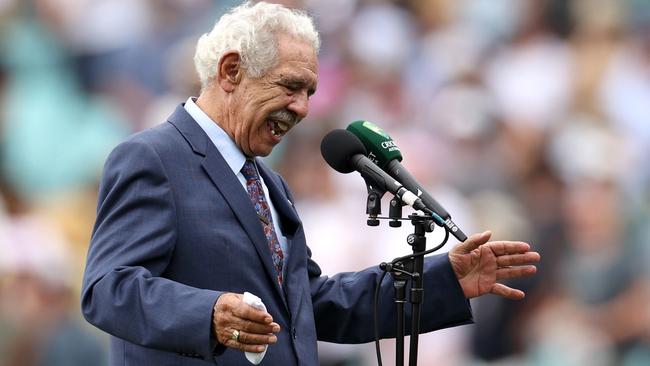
[{"xmin": 1, "ymin": 0, "xmax": 649, "ymax": 365}]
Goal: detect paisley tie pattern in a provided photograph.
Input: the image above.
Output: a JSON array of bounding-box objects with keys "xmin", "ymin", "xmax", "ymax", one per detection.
[{"xmin": 241, "ymin": 159, "xmax": 284, "ymax": 285}]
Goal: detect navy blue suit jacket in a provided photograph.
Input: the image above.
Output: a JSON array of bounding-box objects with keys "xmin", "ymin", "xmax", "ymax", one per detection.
[{"xmin": 81, "ymin": 105, "xmax": 472, "ymax": 365}]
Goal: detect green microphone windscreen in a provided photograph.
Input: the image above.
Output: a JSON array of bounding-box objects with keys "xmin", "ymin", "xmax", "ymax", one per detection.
[{"xmin": 346, "ymin": 120, "xmax": 402, "ymax": 169}]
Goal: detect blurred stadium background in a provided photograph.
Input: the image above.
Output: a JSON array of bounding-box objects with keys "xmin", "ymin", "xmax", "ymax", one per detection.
[{"xmin": 1, "ymin": 0, "xmax": 649, "ymax": 365}]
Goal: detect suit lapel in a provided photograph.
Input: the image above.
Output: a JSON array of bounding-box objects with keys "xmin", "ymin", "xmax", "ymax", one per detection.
[
  {"xmin": 167, "ymin": 105, "xmax": 286, "ymax": 304},
  {"xmin": 256, "ymin": 161, "xmax": 305, "ymax": 312},
  {"xmin": 256, "ymin": 161, "xmax": 301, "ymax": 237}
]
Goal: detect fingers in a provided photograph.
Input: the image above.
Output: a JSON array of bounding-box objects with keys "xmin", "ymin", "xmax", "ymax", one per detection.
[
  {"xmin": 486, "ymin": 241, "xmax": 532, "ymax": 256},
  {"xmin": 238, "ymin": 317, "xmax": 281, "ymax": 335},
  {"xmin": 213, "ymin": 293, "xmax": 281, "ymax": 352},
  {"xmin": 236, "ymin": 330, "xmax": 277, "ymax": 346},
  {"xmin": 230, "ymin": 297, "xmax": 274, "ymax": 324},
  {"xmin": 495, "ymin": 249, "xmax": 539, "ymax": 281},
  {"xmin": 491, "ymin": 283, "xmax": 525, "ymax": 300},
  {"xmin": 222, "ymin": 337, "xmax": 271, "ymax": 353},
  {"xmin": 221, "ymin": 329, "xmax": 277, "ymax": 353},
  {"xmin": 496, "ymin": 265, "xmax": 537, "ymax": 280},
  {"xmin": 496, "ymin": 252, "xmax": 541, "ymax": 267},
  {"xmin": 492, "ymin": 262, "xmax": 537, "ymax": 299},
  {"xmin": 456, "ymin": 232, "xmax": 540, "ymax": 300},
  {"xmin": 456, "ymin": 231, "xmax": 492, "ymax": 254}
]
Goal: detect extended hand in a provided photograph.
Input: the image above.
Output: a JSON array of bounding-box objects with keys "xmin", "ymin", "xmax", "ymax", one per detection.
[
  {"xmin": 212, "ymin": 293, "xmax": 280, "ymax": 352},
  {"xmin": 449, "ymin": 231, "xmax": 540, "ymax": 300}
]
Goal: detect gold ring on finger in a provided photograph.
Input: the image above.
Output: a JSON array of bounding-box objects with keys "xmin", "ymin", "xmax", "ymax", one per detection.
[{"xmin": 231, "ymin": 329, "xmax": 240, "ymax": 342}]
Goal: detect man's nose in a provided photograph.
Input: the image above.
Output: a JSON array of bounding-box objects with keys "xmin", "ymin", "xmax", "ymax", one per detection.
[{"xmin": 288, "ymin": 91, "xmax": 309, "ymax": 120}]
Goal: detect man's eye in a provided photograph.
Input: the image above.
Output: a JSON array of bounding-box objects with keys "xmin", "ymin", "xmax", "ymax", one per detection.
[{"xmin": 283, "ymin": 84, "xmax": 298, "ymax": 92}]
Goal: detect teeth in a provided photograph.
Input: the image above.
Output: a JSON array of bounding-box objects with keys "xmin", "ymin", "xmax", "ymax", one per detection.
[
  {"xmin": 269, "ymin": 120, "xmax": 290, "ymax": 137},
  {"xmin": 270, "ymin": 122, "xmax": 280, "ymax": 137},
  {"xmin": 276, "ymin": 121, "xmax": 290, "ymax": 132}
]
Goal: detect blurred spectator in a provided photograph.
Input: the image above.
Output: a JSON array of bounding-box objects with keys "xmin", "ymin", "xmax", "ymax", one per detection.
[
  {"xmin": 599, "ymin": 34, "xmax": 650, "ymax": 193},
  {"xmin": 525, "ymin": 173, "xmax": 650, "ymax": 365},
  {"xmin": 0, "ymin": 13, "xmax": 129, "ymax": 203},
  {"xmin": 484, "ymin": 3, "xmax": 574, "ymax": 133},
  {"xmin": 0, "ymin": 213, "xmax": 107, "ymax": 366}
]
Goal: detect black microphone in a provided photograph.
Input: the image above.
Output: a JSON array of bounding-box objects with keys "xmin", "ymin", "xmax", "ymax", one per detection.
[
  {"xmin": 320, "ymin": 129, "xmax": 432, "ymax": 215},
  {"xmin": 347, "ymin": 120, "xmax": 467, "ymax": 242}
]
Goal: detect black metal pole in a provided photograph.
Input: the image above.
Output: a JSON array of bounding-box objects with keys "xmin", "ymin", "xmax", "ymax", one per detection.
[
  {"xmin": 377, "ymin": 214, "xmax": 448, "ymax": 366},
  {"xmin": 393, "ymin": 278, "xmax": 407, "ymax": 366},
  {"xmin": 408, "ymin": 219, "xmax": 428, "ymax": 366}
]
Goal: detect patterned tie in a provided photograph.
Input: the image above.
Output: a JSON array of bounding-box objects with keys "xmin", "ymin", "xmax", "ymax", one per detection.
[{"xmin": 241, "ymin": 159, "xmax": 284, "ymax": 285}]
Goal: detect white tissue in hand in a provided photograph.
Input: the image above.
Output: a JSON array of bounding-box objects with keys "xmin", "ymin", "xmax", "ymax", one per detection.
[{"xmin": 243, "ymin": 292, "xmax": 267, "ymax": 365}]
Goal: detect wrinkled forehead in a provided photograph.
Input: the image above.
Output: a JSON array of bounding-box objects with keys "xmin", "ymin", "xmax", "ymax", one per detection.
[
  {"xmin": 274, "ymin": 35, "xmax": 318, "ymax": 80},
  {"xmin": 276, "ymin": 33, "xmax": 317, "ymax": 64}
]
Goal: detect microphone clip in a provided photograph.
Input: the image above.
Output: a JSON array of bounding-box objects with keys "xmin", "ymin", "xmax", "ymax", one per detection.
[
  {"xmin": 363, "ymin": 182, "xmax": 407, "ymax": 227},
  {"xmin": 364, "ymin": 180, "xmax": 385, "ymax": 226}
]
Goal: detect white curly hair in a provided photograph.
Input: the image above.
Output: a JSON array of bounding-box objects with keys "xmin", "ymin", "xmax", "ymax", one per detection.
[{"xmin": 194, "ymin": 1, "xmax": 320, "ymax": 91}]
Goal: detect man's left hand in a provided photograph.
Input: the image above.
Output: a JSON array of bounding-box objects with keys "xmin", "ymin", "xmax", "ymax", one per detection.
[{"xmin": 449, "ymin": 231, "xmax": 540, "ymax": 300}]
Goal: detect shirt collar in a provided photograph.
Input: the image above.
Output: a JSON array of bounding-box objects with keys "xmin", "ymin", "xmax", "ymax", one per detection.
[{"xmin": 184, "ymin": 97, "xmax": 247, "ymax": 175}]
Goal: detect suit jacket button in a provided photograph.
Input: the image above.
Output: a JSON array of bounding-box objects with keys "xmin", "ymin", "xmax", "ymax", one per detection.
[{"xmin": 292, "ymin": 328, "xmax": 297, "ymax": 340}]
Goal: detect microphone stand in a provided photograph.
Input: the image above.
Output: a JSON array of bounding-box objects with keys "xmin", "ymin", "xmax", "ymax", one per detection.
[
  {"xmin": 367, "ymin": 188, "xmax": 448, "ymax": 366},
  {"xmin": 379, "ymin": 214, "xmax": 435, "ymax": 366},
  {"xmin": 407, "ymin": 215, "xmax": 432, "ymax": 366}
]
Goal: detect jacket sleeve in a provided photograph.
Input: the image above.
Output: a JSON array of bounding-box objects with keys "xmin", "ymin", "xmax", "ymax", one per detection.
[
  {"xmin": 81, "ymin": 138, "xmax": 221, "ymax": 361},
  {"xmin": 308, "ymin": 251, "xmax": 473, "ymax": 344},
  {"xmin": 274, "ymin": 174, "xmax": 473, "ymax": 344}
]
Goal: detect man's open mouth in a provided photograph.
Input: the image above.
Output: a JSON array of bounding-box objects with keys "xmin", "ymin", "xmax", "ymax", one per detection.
[{"xmin": 268, "ymin": 119, "xmax": 292, "ymax": 138}]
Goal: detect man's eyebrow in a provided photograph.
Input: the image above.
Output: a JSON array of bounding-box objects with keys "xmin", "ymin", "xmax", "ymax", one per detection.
[{"xmin": 279, "ymin": 76, "xmax": 317, "ymax": 95}]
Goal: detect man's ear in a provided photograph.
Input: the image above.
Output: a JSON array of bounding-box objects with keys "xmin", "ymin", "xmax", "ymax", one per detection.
[{"xmin": 218, "ymin": 51, "xmax": 243, "ymax": 93}]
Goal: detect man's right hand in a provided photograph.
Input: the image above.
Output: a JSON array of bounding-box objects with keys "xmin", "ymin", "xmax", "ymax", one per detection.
[{"xmin": 212, "ymin": 293, "xmax": 280, "ymax": 352}]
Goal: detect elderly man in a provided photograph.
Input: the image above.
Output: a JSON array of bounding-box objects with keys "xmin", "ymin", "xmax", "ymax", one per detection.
[{"xmin": 81, "ymin": 2, "xmax": 539, "ymax": 365}]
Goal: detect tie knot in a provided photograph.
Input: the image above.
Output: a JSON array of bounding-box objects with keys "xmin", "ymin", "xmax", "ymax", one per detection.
[{"xmin": 241, "ymin": 159, "xmax": 259, "ymax": 182}]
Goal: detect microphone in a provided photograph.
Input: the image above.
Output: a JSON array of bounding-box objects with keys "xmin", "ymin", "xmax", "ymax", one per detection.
[
  {"xmin": 346, "ymin": 120, "xmax": 467, "ymax": 242},
  {"xmin": 320, "ymin": 129, "xmax": 432, "ymax": 215}
]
